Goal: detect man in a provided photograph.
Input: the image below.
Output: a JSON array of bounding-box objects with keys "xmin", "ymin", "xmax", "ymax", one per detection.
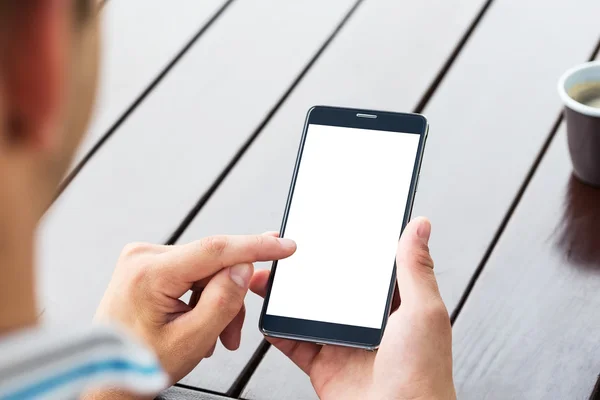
[{"xmin": 0, "ymin": 1, "xmax": 456, "ymax": 399}]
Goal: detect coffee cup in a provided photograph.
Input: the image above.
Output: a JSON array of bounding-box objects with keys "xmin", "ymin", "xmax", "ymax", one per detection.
[{"xmin": 558, "ymin": 61, "xmax": 600, "ymax": 186}]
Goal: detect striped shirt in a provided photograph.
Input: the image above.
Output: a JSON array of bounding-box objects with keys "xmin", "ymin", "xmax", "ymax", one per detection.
[{"xmin": 0, "ymin": 324, "xmax": 168, "ymax": 399}]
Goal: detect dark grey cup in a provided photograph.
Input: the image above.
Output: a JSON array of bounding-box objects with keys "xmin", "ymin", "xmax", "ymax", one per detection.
[{"xmin": 559, "ymin": 61, "xmax": 600, "ymax": 187}]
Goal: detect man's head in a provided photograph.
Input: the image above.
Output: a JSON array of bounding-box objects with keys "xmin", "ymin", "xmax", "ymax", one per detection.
[{"xmin": 0, "ymin": 1, "xmax": 99, "ymax": 225}]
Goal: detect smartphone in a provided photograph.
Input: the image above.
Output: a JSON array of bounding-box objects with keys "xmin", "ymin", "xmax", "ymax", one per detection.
[{"xmin": 259, "ymin": 106, "xmax": 428, "ymax": 350}]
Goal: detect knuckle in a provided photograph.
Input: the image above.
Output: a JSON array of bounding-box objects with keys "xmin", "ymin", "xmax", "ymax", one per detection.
[
  {"xmin": 424, "ymin": 301, "xmax": 451, "ymax": 328},
  {"xmin": 128, "ymin": 260, "xmax": 157, "ymax": 290},
  {"xmin": 210, "ymin": 290, "xmax": 242, "ymax": 319},
  {"xmin": 249, "ymin": 235, "xmax": 265, "ymax": 256},
  {"xmin": 201, "ymin": 236, "xmax": 228, "ymax": 259},
  {"xmin": 120, "ymin": 242, "xmax": 153, "ymax": 260},
  {"xmin": 413, "ymin": 242, "xmax": 435, "ymax": 270},
  {"xmin": 253, "ymin": 234, "xmax": 265, "ymax": 248},
  {"xmin": 118, "ymin": 243, "xmax": 158, "ymax": 289}
]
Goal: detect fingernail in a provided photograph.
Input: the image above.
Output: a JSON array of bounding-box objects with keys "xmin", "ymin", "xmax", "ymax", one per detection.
[
  {"xmin": 415, "ymin": 217, "xmax": 431, "ymax": 243},
  {"xmin": 229, "ymin": 264, "xmax": 252, "ymax": 288},
  {"xmin": 278, "ymin": 238, "xmax": 297, "ymax": 250}
]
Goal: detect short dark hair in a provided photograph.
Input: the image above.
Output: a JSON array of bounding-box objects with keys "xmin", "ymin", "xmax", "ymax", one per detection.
[{"xmin": 75, "ymin": 0, "xmax": 93, "ymax": 24}]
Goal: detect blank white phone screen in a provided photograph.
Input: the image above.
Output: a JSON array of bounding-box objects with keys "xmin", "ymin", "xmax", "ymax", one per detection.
[{"xmin": 266, "ymin": 124, "xmax": 421, "ymax": 329}]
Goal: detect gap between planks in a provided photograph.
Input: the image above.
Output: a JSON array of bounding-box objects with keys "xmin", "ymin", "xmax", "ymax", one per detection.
[
  {"xmin": 173, "ymin": 382, "xmax": 235, "ymax": 399},
  {"xmin": 589, "ymin": 373, "xmax": 600, "ymax": 400},
  {"xmin": 54, "ymin": 0, "xmax": 238, "ymax": 202}
]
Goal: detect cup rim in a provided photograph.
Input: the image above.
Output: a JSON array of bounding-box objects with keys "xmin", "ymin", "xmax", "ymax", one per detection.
[{"xmin": 558, "ymin": 60, "xmax": 600, "ymax": 118}]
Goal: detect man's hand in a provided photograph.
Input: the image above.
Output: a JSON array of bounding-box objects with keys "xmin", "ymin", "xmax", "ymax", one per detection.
[
  {"xmin": 251, "ymin": 218, "xmax": 456, "ymax": 400},
  {"xmin": 92, "ymin": 234, "xmax": 296, "ymax": 385}
]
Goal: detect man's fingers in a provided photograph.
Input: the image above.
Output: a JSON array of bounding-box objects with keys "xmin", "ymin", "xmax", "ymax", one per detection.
[
  {"xmin": 161, "ymin": 235, "xmax": 296, "ymax": 284},
  {"xmin": 219, "ymin": 304, "xmax": 246, "ymax": 351},
  {"xmin": 179, "ymin": 263, "xmax": 253, "ymax": 353},
  {"xmin": 249, "ymin": 269, "xmax": 271, "ymax": 298},
  {"xmin": 396, "ymin": 217, "xmax": 441, "ymax": 305},
  {"xmin": 190, "ymin": 275, "xmax": 215, "ymax": 293}
]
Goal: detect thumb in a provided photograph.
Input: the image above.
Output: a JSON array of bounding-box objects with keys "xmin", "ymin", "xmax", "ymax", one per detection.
[
  {"xmin": 183, "ymin": 263, "xmax": 253, "ymax": 349},
  {"xmin": 396, "ymin": 217, "xmax": 441, "ymax": 306}
]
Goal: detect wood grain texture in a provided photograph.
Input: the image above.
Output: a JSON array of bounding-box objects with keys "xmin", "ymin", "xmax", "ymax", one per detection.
[
  {"xmin": 157, "ymin": 387, "xmax": 232, "ymax": 400},
  {"xmin": 75, "ymin": 0, "xmax": 227, "ymax": 163},
  {"xmin": 412, "ymin": 0, "xmax": 600, "ymax": 312},
  {"xmin": 452, "ymin": 126, "xmax": 600, "ymax": 399},
  {"xmin": 174, "ymin": 0, "xmax": 487, "ymax": 397},
  {"xmin": 39, "ymin": 0, "xmax": 357, "ymax": 392}
]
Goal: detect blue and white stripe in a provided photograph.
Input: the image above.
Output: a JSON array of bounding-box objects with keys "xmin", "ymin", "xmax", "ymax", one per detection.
[{"xmin": 0, "ymin": 324, "xmax": 168, "ymax": 399}]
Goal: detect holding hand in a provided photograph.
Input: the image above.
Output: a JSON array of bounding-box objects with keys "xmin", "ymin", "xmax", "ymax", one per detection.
[{"xmin": 251, "ymin": 218, "xmax": 456, "ymax": 400}]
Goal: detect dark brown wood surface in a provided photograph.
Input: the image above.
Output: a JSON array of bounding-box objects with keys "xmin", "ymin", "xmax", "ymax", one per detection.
[{"xmin": 453, "ymin": 125, "xmax": 600, "ymax": 399}]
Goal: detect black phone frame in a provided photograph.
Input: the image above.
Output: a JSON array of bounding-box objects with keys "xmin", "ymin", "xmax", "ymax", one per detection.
[{"xmin": 259, "ymin": 105, "xmax": 429, "ymax": 349}]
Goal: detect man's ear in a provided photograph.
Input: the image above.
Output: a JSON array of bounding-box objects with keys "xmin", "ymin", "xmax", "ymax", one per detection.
[{"xmin": 1, "ymin": 3, "xmax": 70, "ymax": 152}]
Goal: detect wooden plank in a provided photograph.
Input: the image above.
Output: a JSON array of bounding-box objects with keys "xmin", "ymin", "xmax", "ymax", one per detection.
[
  {"xmin": 173, "ymin": 0, "xmax": 487, "ymax": 398},
  {"xmin": 75, "ymin": 0, "xmax": 228, "ymax": 163},
  {"xmin": 157, "ymin": 387, "xmax": 232, "ymax": 400},
  {"xmin": 38, "ymin": 0, "xmax": 358, "ymax": 393},
  {"xmin": 452, "ymin": 125, "xmax": 600, "ymax": 398},
  {"xmin": 412, "ymin": 0, "xmax": 600, "ymax": 312}
]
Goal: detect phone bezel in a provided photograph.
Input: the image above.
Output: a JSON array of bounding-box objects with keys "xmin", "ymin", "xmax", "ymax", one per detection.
[{"xmin": 259, "ymin": 105, "xmax": 429, "ymax": 350}]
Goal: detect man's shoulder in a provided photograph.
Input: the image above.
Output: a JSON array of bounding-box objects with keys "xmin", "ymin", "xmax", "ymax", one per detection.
[{"xmin": 0, "ymin": 323, "xmax": 167, "ymax": 399}]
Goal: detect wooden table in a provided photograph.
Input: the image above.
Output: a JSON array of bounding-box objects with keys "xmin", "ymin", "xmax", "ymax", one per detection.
[{"xmin": 39, "ymin": 0, "xmax": 600, "ymax": 398}]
